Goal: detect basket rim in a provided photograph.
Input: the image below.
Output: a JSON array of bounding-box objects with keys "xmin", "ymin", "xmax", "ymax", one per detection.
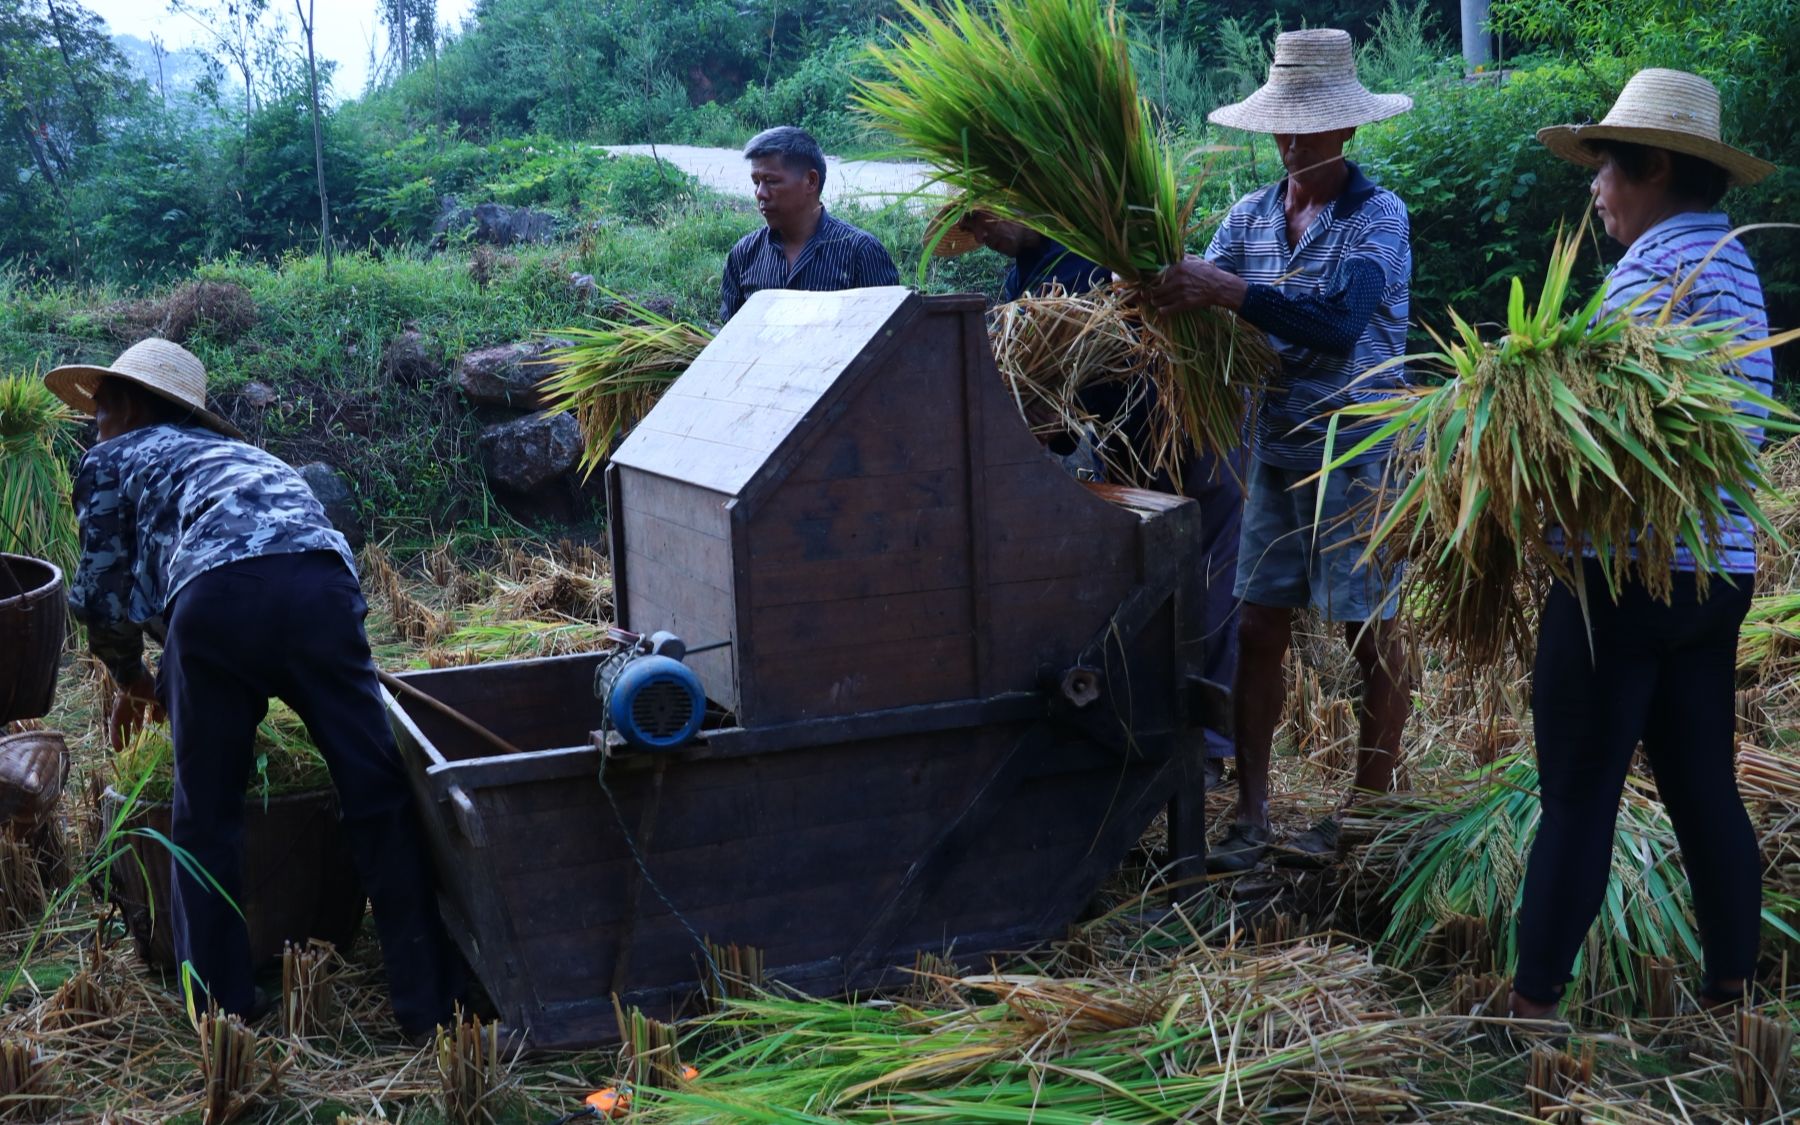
[{"xmin": 0, "ymin": 553, "xmax": 63, "ymax": 607}]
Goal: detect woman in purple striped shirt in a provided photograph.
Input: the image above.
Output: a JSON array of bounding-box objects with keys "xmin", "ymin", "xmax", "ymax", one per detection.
[{"xmin": 1509, "ymin": 69, "xmax": 1780, "ymax": 1025}]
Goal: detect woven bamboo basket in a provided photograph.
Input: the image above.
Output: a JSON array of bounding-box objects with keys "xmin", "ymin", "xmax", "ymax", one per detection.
[{"xmin": 0, "ymin": 554, "xmax": 64, "ymax": 726}]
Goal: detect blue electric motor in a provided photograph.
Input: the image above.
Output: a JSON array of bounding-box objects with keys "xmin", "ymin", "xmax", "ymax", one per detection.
[{"xmin": 595, "ymin": 631, "xmax": 706, "ymax": 750}]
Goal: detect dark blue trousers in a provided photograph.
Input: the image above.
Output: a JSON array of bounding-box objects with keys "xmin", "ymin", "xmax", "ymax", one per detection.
[{"xmin": 158, "ymin": 550, "xmax": 459, "ymax": 1034}]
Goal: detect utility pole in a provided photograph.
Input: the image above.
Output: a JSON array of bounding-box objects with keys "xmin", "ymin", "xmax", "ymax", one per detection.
[
  {"xmin": 1461, "ymin": 0, "xmax": 1493, "ymax": 73},
  {"xmin": 295, "ymin": 0, "xmax": 333, "ymax": 279}
]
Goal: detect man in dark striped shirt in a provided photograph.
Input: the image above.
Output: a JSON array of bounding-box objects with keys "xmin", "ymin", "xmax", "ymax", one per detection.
[{"xmin": 720, "ymin": 126, "xmax": 899, "ymax": 321}]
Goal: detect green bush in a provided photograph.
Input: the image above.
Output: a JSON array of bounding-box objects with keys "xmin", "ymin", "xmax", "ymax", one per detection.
[
  {"xmin": 1354, "ymin": 57, "xmax": 1614, "ymax": 317},
  {"xmin": 735, "ymin": 34, "xmax": 883, "ymax": 154},
  {"xmin": 598, "ymin": 155, "xmax": 700, "ymax": 222}
]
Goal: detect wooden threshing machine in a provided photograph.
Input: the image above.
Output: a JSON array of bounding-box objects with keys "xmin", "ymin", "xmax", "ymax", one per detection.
[{"xmin": 387, "ymin": 287, "xmax": 1216, "ymax": 1048}]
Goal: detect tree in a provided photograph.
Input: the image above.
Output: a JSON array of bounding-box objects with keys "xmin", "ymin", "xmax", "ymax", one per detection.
[
  {"xmin": 294, "ymin": 0, "xmax": 330, "ymax": 278},
  {"xmin": 172, "ymin": 0, "xmax": 273, "ymax": 152}
]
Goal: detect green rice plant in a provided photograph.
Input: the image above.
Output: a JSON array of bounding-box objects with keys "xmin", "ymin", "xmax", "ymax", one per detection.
[
  {"xmin": 420, "ymin": 619, "xmax": 611, "ymax": 667},
  {"xmin": 1324, "ymin": 221, "xmax": 1800, "ymax": 666},
  {"xmin": 1353, "ymin": 753, "xmax": 1800, "ymax": 1014},
  {"xmin": 537, "ymin": 296, "xmax": 713, "ymax": 480},
  {"xmin": 634, "ymin": 944, "xmax": 1417, "ymax": 1122},
  {"xmin": 855, "ymin": 0, "xmax": 1273, "ymax": 465},
  {"xmin": 114, "ymin": 702, "xmax": 331, "ymax": 804},
  {"xmin": 0, "ymin": 374, "xmax": 80, "ymax": 578}
]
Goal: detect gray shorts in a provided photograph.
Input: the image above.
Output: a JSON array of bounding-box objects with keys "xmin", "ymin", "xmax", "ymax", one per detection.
[{"xmin": 1232, "ymin": 457, "xmax": 1403, "ymax": 623}]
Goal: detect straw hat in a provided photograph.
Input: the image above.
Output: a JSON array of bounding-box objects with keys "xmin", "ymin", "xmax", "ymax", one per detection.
[
  {"xmin": 44, "ymin": 338, "xmax": 244, "ymax": 440},
  {"xmin": 925, "ymin": 197, "xmax": 982, "ymax": 258},
  {"xmin": 1536, "ymin": 68, "xmax": 1774, "ymax": 187},
  {"xmin": 1208, "ymin": 29, "xmax": 1412, "ymax": 134}
]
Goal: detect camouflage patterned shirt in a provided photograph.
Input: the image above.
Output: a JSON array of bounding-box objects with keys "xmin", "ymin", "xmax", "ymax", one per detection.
[{"xmin": 69, "ymin": 423, "xmax": 356, "ymax": 683}]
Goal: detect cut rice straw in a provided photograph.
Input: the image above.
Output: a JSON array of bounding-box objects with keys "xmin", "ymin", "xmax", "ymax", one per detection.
[
  {"xmin": 991, "ymin": 287, "xmax": 1164, "ymax": 486},
  {"xmin": 856, "ymin": 0, "xmax": 1272, "ymax": 466},
  {"xmin": 632, "ymin": 941, "xmax": 1422, "ymax": 1122}
]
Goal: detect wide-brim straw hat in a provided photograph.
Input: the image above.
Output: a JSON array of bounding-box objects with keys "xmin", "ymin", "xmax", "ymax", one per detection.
[
  {"xmin": 44, "ymin": 338, "xmax": 245, "ymax": 440},
  {"xmin": 1208, "ymin": 29, "xmax": 1412, "ymax": 134},
  {"xmin": 1536, "ymin": 68, "xmax": 1775, "ymax": 187},
  {"xmin": 925, "ymin": 197, "xmax": 982, "ymax": 258}
]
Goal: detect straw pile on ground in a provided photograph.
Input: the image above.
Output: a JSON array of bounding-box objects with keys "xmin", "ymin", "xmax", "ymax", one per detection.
[
  {"xmin": 856, "ymin": 0, "xmax": 1272, "ymax": 465},
  {"xmin": 633, "ymin": 941, "xmax": 1420, "ymax": 1122},
  {"xmin": 3, "ymin": 539, "xmax": 1797, "ymax": 1121},
  {"xmin": 1326, "ymin": 225, "xmax": 1797, "ymax": 666}
]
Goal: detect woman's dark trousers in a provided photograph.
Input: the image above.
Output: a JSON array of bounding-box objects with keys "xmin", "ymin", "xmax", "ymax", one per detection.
[{"xmin": 1515, "ymin": 558, "xmax": 1761, "ymax": 1003}]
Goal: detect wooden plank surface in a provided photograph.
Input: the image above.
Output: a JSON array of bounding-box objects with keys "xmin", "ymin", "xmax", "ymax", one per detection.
[{"xmin": 611, "ymin": 287, "xmax": 915, "ymax": 497}]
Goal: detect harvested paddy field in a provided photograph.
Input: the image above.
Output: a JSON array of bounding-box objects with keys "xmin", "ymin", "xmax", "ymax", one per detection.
[{"xmin": 4, "ymin": 505, "xmax": 1797, "ymax": 1121}]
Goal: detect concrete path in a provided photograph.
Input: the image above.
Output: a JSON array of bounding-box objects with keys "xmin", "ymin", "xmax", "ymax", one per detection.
[{"xmin": 600, "ymin": 143, "xmax": 946, "ymax": 208}]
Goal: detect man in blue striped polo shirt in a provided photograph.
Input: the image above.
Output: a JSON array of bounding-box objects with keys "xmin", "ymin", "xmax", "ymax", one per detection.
[
  {"xmin": 720, "ymin": 126, "xmax": 899, "ymax": 321},
  {"xmin": 1147, "ymin": 29, "xmax": 1415, "ymax": 872}
]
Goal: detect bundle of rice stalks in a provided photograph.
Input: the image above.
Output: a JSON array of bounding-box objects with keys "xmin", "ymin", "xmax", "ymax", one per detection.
[
  {"xmin": 0, "ymin": 832, "xmax": 49, "ymax": 931},
  {"xmin": 1525, "ymin": 1042, "xmax": 1593, "ymax": 1123},
  {"xmin": 280, "ymin": 940, "xmax": 340, "ymax": 1039},
  {"xmin": 1738, "ymin": 591, "xmax": 1800, "ymax": 683},
  {"xmin": 1346, "ymin": 754, "xmax": 1763, "ymax": 1014},
  {"xmin": 616, "ymin": 1001, "xmax": 686, "ymax": 1090},
  {"xmin": 538, "ymin": 297, "xmax": 713, "ymax": 480},
  {"xmin": 196, "ymin": 1011, "xmax": 277, "ymax": 1125},
  {"xmin": 1326, "ymin": 223, "xmax": 1799, "ymax": 666},
  {"xmin": 0, "ymin": 375, "xmax": 80, "ymax": 577},
  {"xmin": 492, "ymin": 550, "xmax": 610, "ymax": 621},
  {"xmin": 43, "ymin": 964, "xmax": 114, "ymax": 1031},
  {"xmin": 990, "ymin": 288, "xmax": 1164, "ymax": 485},
  {"xmin": 857, "ymin": 0, "xmax": 1272, "ymax": 463},
  {"xmin": 699, "ymin": 941, "xmax": 765, "ymax": 1008},
  {"xmin": 423, "ymin": 620, "xmax": 612, "ymax": 668},
  {"xmin": 0, "ymin": 1040, "xmax": 52, "ymax": 1120},
  {"xmin": 1733, "ymin": 1008, "xmax": 1794, "ymax": 1121},
  {"xmin": 115, "ymin": 702, "xmax": 330, "ymax": 804},
  {"xmin": 634, "ymin": 942, "xmax": 1417, "ymax": 1122},
  {"xmin": 436, "ymin": 1007, "xmax": 512, "ymax": 1125}
]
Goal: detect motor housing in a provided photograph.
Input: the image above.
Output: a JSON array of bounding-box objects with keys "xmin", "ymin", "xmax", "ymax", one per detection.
[{"xmin": 594, "ymin": 643, "xmax": 705, "ymax": 750}]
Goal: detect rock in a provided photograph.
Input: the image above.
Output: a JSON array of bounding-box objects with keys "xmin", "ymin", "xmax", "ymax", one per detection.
[
  {"xmin": 431, "ymin": 195, "xmax": 561, "ymax": 247},
  {"xmin": 381, "ymin": 330, "xmax": 443, "ymax": 388},
  {"xmin": 297, "ymin": 462, "xmax": 366, "ymax": 549},
  {"xmin": 455, "ymin": 339, "xmax": 570, "ymax": 408},
  {"xmin": 241, "ymin": 381, "xmax": 278, "ymax": 409},
  {"xmin": 480, "ymin": 412, "xmax": 584, "ymax": 493}
]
